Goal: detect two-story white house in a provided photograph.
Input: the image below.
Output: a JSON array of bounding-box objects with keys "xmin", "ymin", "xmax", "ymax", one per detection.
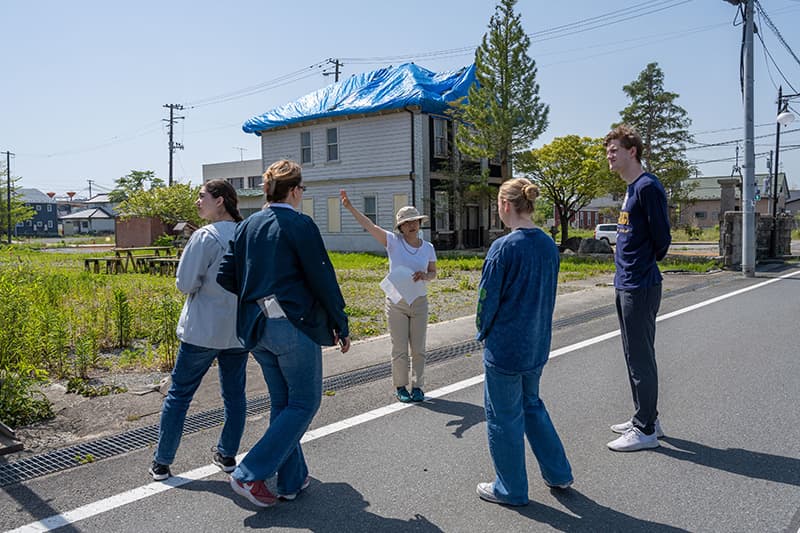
[{"xmin": 239, "ymin": 62, "xmax": 503, "ymax": 252}]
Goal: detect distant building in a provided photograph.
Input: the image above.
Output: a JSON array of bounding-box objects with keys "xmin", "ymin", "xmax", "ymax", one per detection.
[
  {"xmin": 60, "ymin": 207, "xmax": 115, "ymax": 235},
  {"xmin": 679, "ymin": 172, "xmax": 790, "ymax": 228},
  {"xmin": 201, "ymin": 159, "xmax": 265, "ymax": 218},
  {"xmin": 16, "ymin": 188, "xmax": 58, "ymax": 236}
]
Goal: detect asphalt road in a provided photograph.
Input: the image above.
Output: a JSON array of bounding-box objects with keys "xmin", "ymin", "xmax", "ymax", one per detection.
[{"xmin": 1, "ymin": 265, "xmax": 799, "ymax": 532}]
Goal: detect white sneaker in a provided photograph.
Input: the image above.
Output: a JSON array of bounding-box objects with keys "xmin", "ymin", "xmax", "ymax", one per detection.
[
  {"xmin": 610, "ymin": 418, "xmax": 664, "ymax": 438},
  {"xmin": 607, "ymin": 427, "xmax": 659, "ymax": 452}
]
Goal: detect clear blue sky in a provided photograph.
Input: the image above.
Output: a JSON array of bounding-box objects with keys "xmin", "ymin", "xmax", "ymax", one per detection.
[{"xmin": 3, "ymin": 0, "xmax": 800, "ymax": 198}]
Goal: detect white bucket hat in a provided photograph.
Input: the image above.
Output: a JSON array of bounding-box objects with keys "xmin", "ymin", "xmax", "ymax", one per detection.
[{"xmin": 395, "ymin": 205, "xmax": 428, "ymax": 230}]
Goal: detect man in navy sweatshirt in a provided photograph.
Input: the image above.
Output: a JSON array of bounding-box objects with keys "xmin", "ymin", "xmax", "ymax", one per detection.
[{"xmin": 603, "ymin": 125, "xmax": 672, "ymax": 452}]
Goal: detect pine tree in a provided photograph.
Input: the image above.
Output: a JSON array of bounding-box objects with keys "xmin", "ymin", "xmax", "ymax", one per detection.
[
  {"xmin": 452, "ymin": 0, "xmax": 548, "ymax": 179},
  {"xmin": 615, "ymin": 62, "xmax": 695, "ymax": 213}
]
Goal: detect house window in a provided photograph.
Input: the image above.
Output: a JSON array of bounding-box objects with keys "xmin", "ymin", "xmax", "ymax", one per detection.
[
  {"xmin": 363, "ymin": 195, "xmax": 377, "ymax": 225},
  {"xmin": 26, "ymin": 220, "xmax": 32, "ymax": 226},
  {"xmin": 47, "ymin": 220, "xmax": 53, "ymax": 228},
  {"xmin": 326, "ymin": 128, "xmax": 339, "ymax": 162},
  {"xmin": 35, "ymin": 205, "xmax": 42, "ymax": 211},
  {"xmin": 433, "ymin": 118, "xmax": 449, "ymax": 158},
  {"xmin": 434, "ymin": 190, "xmax": 450, "ymax": 231},
  {"xmin": 227, "ymin": 177, "xmax": 244, "ymax": 189},
  {"xmin": 248, "ymin": 175, "xmax": 262, "ymax": 189},
  {"xmin": 47, "ymin": 205, "xmax": 53, "ymax": 212},
  {"xmin": 302, "ymin": 198, "xmax": 314, "ymax": 219},
  {"xmin": 81, "ymin": 221, "xmax": 88, "ymax": 228},
  {"xmin": 301, "ymin": 131, "xmax": 312, "ymax": 164},
  {"xmin": 327, "ymin": 197, "xmax": 341, "ymax": 232},
  {"xmin": 695, "ymin": 211, "xmax": 707, "ymax": 219}
]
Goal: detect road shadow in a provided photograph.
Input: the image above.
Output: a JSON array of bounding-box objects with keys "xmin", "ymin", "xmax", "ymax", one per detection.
[
  {"xmin": 656, "ymin": 436, "xmax": 800, "ymax": 486},
  {"xmin": 1, "ymin": 464, "xmax": 81, "ymax": 532},
  {"xmin": 226, "ymin": 480, "xmax": 443, "ymax": 532},
  {"xmin": 419, "ymin": 397, "xmax": 485, "ymax": 438},
  {"xmin": 510, "ymin": 488, "xmax": 688, "ymax": 532}
]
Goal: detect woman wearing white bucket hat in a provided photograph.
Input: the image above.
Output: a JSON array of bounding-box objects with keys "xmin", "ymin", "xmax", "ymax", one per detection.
[{"xmin": 340, "ymin": 190, "xmax": 437, "ymax": 403}]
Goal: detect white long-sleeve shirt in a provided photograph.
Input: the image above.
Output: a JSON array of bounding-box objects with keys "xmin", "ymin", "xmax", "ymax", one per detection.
[{"xmin": 175, "ymin": 221, "xmax": 243, "ymax": 349}]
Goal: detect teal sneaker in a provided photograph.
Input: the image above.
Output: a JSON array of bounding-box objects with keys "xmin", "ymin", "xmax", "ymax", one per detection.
[
  {"xmin": 396, "ymin": 387, "xmax": 412, "ymax": 402},
  {"xmin": 411, "ymin": 388, "xmax": 425, "ymax": 402}
]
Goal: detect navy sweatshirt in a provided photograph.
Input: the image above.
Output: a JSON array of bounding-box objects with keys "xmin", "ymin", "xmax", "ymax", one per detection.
[{"xmin": 614, "ymin": 172, "xmax": 672, "ymax": 290}]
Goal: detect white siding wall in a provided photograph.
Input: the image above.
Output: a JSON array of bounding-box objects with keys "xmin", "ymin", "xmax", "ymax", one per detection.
[
  {"xmin": 252, "ymin": 110, "xmax": 436, "ymax": 252},
  {"xmin": 260, "ymin": 112, "xmax": 412, "ymax": 181}
]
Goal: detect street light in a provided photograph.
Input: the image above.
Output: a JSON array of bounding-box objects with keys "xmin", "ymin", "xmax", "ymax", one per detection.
[{"xmin": 770, "ymin": 86, "xmax": 799, "ymax": 257}]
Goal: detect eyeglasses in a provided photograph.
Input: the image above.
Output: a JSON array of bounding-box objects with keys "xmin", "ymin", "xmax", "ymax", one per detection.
[{"xmin": 296, "ymin": 184, "xmax": 307, "ymax": 192}]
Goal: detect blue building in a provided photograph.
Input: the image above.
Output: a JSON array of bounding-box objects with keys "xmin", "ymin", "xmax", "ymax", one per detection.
[{"xmin": 16, "ymin": 188, "xmax": 59, "ymax": 237}]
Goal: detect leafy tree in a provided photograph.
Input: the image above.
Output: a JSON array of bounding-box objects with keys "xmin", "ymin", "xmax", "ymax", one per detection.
[
  {"xmin": 517, "ymin": 135, "xmax": 613, "ymax": 243},
  {"xmin": 117, "ymin": 183, "xmax": 201, "ymax": 227},
  {"xmin": 0, "ymin": 164, "xmax": 36, "ymax": 239},
  {"xmin": 108, "ymin": 170, "xmax": 165, "ymax": 203},
  {"xmin": 614, "ymin": 62, "xmax": 696, "ymax": 216},
  {"xmin": 450, "ymin": 0, "xmax": 548, "ymax": 179}
]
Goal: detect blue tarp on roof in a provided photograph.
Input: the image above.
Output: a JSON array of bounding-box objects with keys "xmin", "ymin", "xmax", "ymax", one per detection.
[{"xmin": 242, "ymin": 63, "xmax": 476, "ymax": 135}]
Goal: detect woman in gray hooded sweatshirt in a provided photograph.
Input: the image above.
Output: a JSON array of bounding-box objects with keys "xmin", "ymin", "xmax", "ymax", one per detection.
[{"xmin": 148, "ymin": 179, "xmax": 248, "ymax": 481}]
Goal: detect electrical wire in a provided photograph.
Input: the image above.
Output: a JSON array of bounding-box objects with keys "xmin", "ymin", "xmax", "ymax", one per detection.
[{"xmin": 755, "ymin": 0, "xmax": 800, "ymax": 71}]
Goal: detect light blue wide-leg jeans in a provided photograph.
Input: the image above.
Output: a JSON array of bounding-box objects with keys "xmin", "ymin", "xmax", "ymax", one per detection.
[
  {"xmin": 232, "ymin": 318, "xmax": 322, "ymax": 495},
  {"xmin": 154, "ymin": 342, "xmax": 248, "ymax": 465},
  {"xmin": 484, "ymin": 361, "xmax": 572, "ymax": 505}
]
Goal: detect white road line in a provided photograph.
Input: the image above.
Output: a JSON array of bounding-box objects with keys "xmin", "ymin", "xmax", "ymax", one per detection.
[{"xmin": 9, "ymin": 269, "xmax": 799, "ymax": 533}]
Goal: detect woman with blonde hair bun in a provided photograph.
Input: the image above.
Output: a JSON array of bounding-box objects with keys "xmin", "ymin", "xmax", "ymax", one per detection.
[{"xmin": 475, "ymin": 177, "xmax": 573, "ymax": 506}]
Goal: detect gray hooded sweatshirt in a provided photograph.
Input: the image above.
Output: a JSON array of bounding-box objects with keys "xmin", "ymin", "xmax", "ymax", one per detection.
[{"xmin": 175, "ymin": 220, "xmax": 242, "ymax": 349}]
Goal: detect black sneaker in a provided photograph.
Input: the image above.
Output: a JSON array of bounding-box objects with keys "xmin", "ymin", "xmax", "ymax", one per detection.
[
  {"xmin": 149, "ymin": 461, "xmax": 171, "ymax": 481},
  {"xmin": 213, "ymin": 451, "xmax": 236, "ymax": 473}
]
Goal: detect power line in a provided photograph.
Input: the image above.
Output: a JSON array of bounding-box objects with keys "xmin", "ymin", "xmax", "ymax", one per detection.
[{"xmin": 755, "ymin": 0, "xmax": 800, "ymax": 71}]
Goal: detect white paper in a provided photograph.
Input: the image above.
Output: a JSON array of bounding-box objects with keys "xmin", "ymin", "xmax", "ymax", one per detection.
[
  {"xmin": 257, "ymin": 295, "xmax": 287, "ymax": 318},
  {"xmin": 380, "ymin": 265, "xmax": 427, "ymax": 304}
]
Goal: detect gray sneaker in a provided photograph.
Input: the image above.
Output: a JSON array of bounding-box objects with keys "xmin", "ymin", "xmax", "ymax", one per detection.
[
  {"xmin": 607, "ymin": 427, "xmax": 659, "ymax": 452},
  {"xmin": 610, "ymin": 418, "xmax": 664, "ymax": 438}
]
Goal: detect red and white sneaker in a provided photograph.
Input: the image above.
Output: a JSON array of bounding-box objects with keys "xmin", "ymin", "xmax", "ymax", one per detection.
[{"xmin": 230, "ymin": 476, "xmax": 277, "ymax": 507}]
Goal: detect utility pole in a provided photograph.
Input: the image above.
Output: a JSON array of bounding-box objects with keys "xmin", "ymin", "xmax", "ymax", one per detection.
[
  {"xmin": 233, "ymin": 147, "xmax": 247, "ymax": 162},
  {"xmin": 87, "ymin": 179, "xmax": 94, "ymax": 199},
  {"xmin": 323, "ymin": 58, "xmax": 343, "ymax": 82},
  {"xmin": 741, "ymin": 0, "xmax": 755, "ymax": 277},
  {"xmin": 163, "ymin": 104, "xmax": 185, "ymax": 186},
  {"xmin": 2, "ymin": 150, "xmax": 13, "ymax": 245}
]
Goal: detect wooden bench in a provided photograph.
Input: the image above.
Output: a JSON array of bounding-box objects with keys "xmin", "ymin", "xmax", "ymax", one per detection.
[
  {"xmin": 84, "ymin": 257, "xmax": 126, "ymax": 274},
  {"xmin": 147, "ymin": 258, "xmax": 180, "ymax": 276}
]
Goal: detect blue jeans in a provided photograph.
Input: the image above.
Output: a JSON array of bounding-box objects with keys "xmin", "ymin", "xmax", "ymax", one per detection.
[
  {"xmin": 154, "ymin": 342, "xmax": 249, "ymax": 465},
  {"xmin": 232, "ymin": 318, "xmax": 322, "ymax": 495},
  {"xmin": 615, "ymin": 284, "xmax": 662, "ymax": 435},
  {"xmin": 483, "ymin": 361, "xmax": 573, "ymax": 506}
]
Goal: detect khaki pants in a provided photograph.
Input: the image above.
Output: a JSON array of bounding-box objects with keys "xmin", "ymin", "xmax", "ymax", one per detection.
[{"xmin": 385, "ymin": 296, "xmax": 428, "ymax": 389}]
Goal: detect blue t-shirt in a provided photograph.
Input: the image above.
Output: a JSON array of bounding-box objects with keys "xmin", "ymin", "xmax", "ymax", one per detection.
[
  {"xmin": 614, "ymin": 172, "xmax": 672, "ymax": 290},
  {"xmin": 476, "ymin": 228, "xmax": 559, "ymax": 373}
]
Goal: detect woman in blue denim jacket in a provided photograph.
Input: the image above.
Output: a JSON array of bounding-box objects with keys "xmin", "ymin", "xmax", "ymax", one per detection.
[
  {"xmin": 148, "ymin": 179, "xmax": 249, "ymax": 481},
  {"xmin": 217, "ymin": 159, "xmax": 350, "ymax": 508},
  {"xmin": 475, "ymin": 178, "xmax": 573, "ymax": 506}
]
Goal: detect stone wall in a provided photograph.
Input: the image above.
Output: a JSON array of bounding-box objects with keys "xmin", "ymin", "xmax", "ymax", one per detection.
[{"xmin": 720, "ymin": 211, "xmax": 793, "ymax": 267}]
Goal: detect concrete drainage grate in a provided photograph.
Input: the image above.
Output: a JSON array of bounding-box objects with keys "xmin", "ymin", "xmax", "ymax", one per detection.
[
  {"xmin": 0, "ymin": 339, "xmax": 483, "ymax": 488},
  {"xmin": 0, "ymin": 277, "xmax": 721, "ymax": 487}
]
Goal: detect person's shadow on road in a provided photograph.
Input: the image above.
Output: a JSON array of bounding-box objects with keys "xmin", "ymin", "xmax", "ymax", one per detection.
[
  {"xmin": 243, "ymin": 480, "xmax": 442, "ymax": 532},
  {"xmin": 656, "ymin": 436, "xmax": 800, "ymax": 486},
  {"xmin": 419, "ymin": 397, "xmax": 485, "ymax": 439},
  {"xmin": 513, "ymin": 488, "xmax": 689, "ymax": 532}
]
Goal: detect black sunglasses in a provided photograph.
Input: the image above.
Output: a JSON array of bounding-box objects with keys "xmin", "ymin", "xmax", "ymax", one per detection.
[{"xmin": 296, "ymin": 184, "xmax": 307, "ymax": 192}]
